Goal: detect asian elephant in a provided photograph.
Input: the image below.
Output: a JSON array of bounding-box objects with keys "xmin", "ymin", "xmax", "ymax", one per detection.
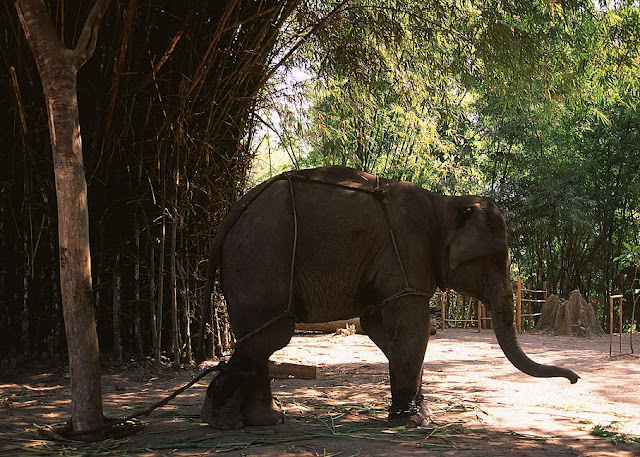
[{"xmin": 197, "ymin": 166, "xmax": 578, "ymax": 430}]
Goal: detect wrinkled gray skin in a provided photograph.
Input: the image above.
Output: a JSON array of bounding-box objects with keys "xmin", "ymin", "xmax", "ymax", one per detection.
[{"xmin": 199, "ymin": 166, "xmax": 578, "ymax": 430}]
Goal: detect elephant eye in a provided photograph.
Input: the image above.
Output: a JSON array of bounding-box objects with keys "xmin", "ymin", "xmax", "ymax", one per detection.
[{"xmin": 456, "ymin": 206, "xmax": 474, "ymax": 227}]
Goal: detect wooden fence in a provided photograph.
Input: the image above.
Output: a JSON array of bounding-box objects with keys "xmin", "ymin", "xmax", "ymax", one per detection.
[
  {"xmin": 515, "ymin": 276, "xmax": 548, "ymax": 333},
  {"xmin": 438, "ymin": 276, "xmax": 547, "ymax": 333}
]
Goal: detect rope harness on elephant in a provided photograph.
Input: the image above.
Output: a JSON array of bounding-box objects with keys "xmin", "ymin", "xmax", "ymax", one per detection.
[{"xmin": 228, "ymin": 171, "xmax": 432, "ymax": 345}]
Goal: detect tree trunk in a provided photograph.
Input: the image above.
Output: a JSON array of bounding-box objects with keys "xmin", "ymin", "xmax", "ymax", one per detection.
[{"xmin": 15, "ymin": 0, "xmax": 111, "ymax": 433}]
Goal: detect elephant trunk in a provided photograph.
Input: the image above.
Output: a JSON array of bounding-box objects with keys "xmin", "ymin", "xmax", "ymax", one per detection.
[{"xmin": 487, "ymin": 284, "xmax": 579, "ymax": 384}]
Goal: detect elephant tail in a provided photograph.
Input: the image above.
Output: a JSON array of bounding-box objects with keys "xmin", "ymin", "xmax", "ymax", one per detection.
[
  {"xmin": 196, "ymin": 240, "xmax": 221, "ymax": 364},
  {"xmin": 195, "ymin": 175, "xmax": 285, "ymax": 364}
]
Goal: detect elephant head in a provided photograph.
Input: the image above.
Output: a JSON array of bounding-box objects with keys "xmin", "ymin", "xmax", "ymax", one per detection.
[{"xmin": 439, "ymin": 195, "xmax": 579, "ymax": 384}]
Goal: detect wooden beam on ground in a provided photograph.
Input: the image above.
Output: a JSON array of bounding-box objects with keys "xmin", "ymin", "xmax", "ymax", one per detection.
[
  {"xmin": 268, "ymin": 360, "xmax": 317, "ymax": 379},
  {"xmin": 296, "ymin": 319, "xmax": 362, "ymax": 334}
]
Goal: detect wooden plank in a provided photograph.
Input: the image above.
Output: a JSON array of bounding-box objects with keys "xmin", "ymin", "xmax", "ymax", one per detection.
[
  {"xmin": 268, "ymin": 360, "xmax": 317, "ymax": 379},
  {"xmin": 522, "ymin": 288, "xmax": 546, "ymax": 294},
  {"xmin": 296, "ymin": 319, "xmax": 362, "ymax": 334}
]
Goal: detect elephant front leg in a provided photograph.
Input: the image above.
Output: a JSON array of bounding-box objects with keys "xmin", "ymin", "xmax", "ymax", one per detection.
[{"xmin": 381, "ymin": 299, "xmax": 432, "ymax": 428}]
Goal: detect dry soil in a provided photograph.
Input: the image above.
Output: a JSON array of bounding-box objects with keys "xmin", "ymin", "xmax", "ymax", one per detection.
[{"xmin": 1, "ymin": 329, "xmax": 639, "ymax": 456}]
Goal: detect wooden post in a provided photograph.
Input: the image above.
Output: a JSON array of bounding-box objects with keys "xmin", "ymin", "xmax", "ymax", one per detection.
[
  {"xmin": 609, "ymin": 296, "xmax": 614, "ymax": 356},
  {"xmin": 516, "ymin": 276, "xmax": 522, "ymax": 333},
  {"xmin": 610, "ymin": 295, "xmax": 623, "ymax": 355},
  {"xmin": 477, "ymin": 300, "xmax": 482, "ymax": 333},
  {"xmin": 620, "ymin": 297, "xmax": 623, "ymax": 353}
]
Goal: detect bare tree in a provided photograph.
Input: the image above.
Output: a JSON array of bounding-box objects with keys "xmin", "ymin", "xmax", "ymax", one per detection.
[{"xmin": 14, "ymin": 0, "xmax": 112, "ymax": 433}]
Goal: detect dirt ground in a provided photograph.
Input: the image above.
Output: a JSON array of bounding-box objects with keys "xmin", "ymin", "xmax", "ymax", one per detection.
[{"xmin": 1, "ymin": 329, "xmax": 639, "ymax": 456}]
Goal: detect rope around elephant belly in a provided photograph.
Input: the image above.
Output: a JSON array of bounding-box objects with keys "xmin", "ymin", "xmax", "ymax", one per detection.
[{"xmin": 233, "ymin": 173, "xmax": 432, "ymax": 345}]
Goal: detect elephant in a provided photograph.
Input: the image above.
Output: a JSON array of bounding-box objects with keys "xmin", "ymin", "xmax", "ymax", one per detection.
[{"xmin": 197, "ymin": 166, "xmax": 578, "ymax": 430}]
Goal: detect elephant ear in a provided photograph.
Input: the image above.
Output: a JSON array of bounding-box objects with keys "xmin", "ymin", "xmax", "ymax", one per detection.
[{"xmin": 448, "ymin": 202, "xmax": 508, "ymax": 270}]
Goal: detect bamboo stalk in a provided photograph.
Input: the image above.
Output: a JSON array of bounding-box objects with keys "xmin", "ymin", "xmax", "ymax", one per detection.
[
  {"xmin": 21, "ymin": 230, "xmax": 29, "ymax": 358},
  {"xmin": 183, "ymin": 270, "xmax": 192, "ymax": 364},
  {"xmin": 149, "ymin": 243, "xmax": 157, "ymax": 359},
  {"xmin": 9, "ymin": 66, "xmax": 28, "ymax": 141},
  {"xmin": 105, "ymin": 0, "xmax": 137, "ymax": 133},
  {"xmin": 134, "ymin": 217, "xmax": 144, "ymax": 359},
  {"xmin": 156, "ymin": 211, "xmax": 165, "ymax": 365},
  {"xmin": 113, "ymin": 252, "xmax": 123, "ymax": 364},
  {"xmin": 170, "ymin": 161, "xmax": 180, "ymax": 367},
  {"xmin": 440, "ymin": 290, "xmax": 446, "ymax": 331}
]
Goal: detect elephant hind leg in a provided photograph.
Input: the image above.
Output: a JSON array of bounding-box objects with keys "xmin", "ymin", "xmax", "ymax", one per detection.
[
  {"xmin": 200, "ymin": 365, "xmax": 246, "ymax": 429},
  {"xmin": 201, "ymin": 314, "xmax": 295, "ymax": 429}
]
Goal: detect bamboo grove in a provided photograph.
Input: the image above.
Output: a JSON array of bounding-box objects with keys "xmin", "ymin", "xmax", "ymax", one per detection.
[{"xmin": 1, "ymin": 0, "xmax": 305, "ymax": 363}]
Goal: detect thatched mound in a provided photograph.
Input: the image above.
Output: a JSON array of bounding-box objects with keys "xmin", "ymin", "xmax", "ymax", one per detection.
[{"xmin": 535, "ymin": 290, "xmax": 604, "ymax": 336}]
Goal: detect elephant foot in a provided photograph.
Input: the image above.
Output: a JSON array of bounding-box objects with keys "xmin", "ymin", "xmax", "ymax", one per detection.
[
  {"xmin": 243, "ymin": 401, "xmax": 285, "ymax": 426},
  {"xmin": 387, "ymin": 395, "xmax": 431, "ymax": 428},
  {"xmin": 201, "ymin": 368, "xmax": 247, "ymax": 430},
  {"xmin": 242, "ymin": 368, "xmax": 285, "ymax": 426},
  {"xmin": 201, "ymin": 407, "xmax": 244, "ymax": 430}
]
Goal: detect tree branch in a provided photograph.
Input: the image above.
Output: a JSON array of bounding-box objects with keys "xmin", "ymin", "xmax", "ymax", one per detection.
[{"xmin": 73, "ymin": 0, "xmax": 112, "ymax": 67}]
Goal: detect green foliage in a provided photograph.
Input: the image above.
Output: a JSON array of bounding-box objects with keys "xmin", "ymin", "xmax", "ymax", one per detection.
[
  {"xmin": 469, "ymin": 2, "xmax": 640, "ymax": 306},
  {"xmin": 614, "ymin": 242, "xmax": 640, "ymax": 270},
  {"xmin": 590, "ymin": 424, "xmax": 640, "ymax": 444},
  {"xmin": 256, "ymin": 0, "xmax": 640, "ymax": 325}
]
